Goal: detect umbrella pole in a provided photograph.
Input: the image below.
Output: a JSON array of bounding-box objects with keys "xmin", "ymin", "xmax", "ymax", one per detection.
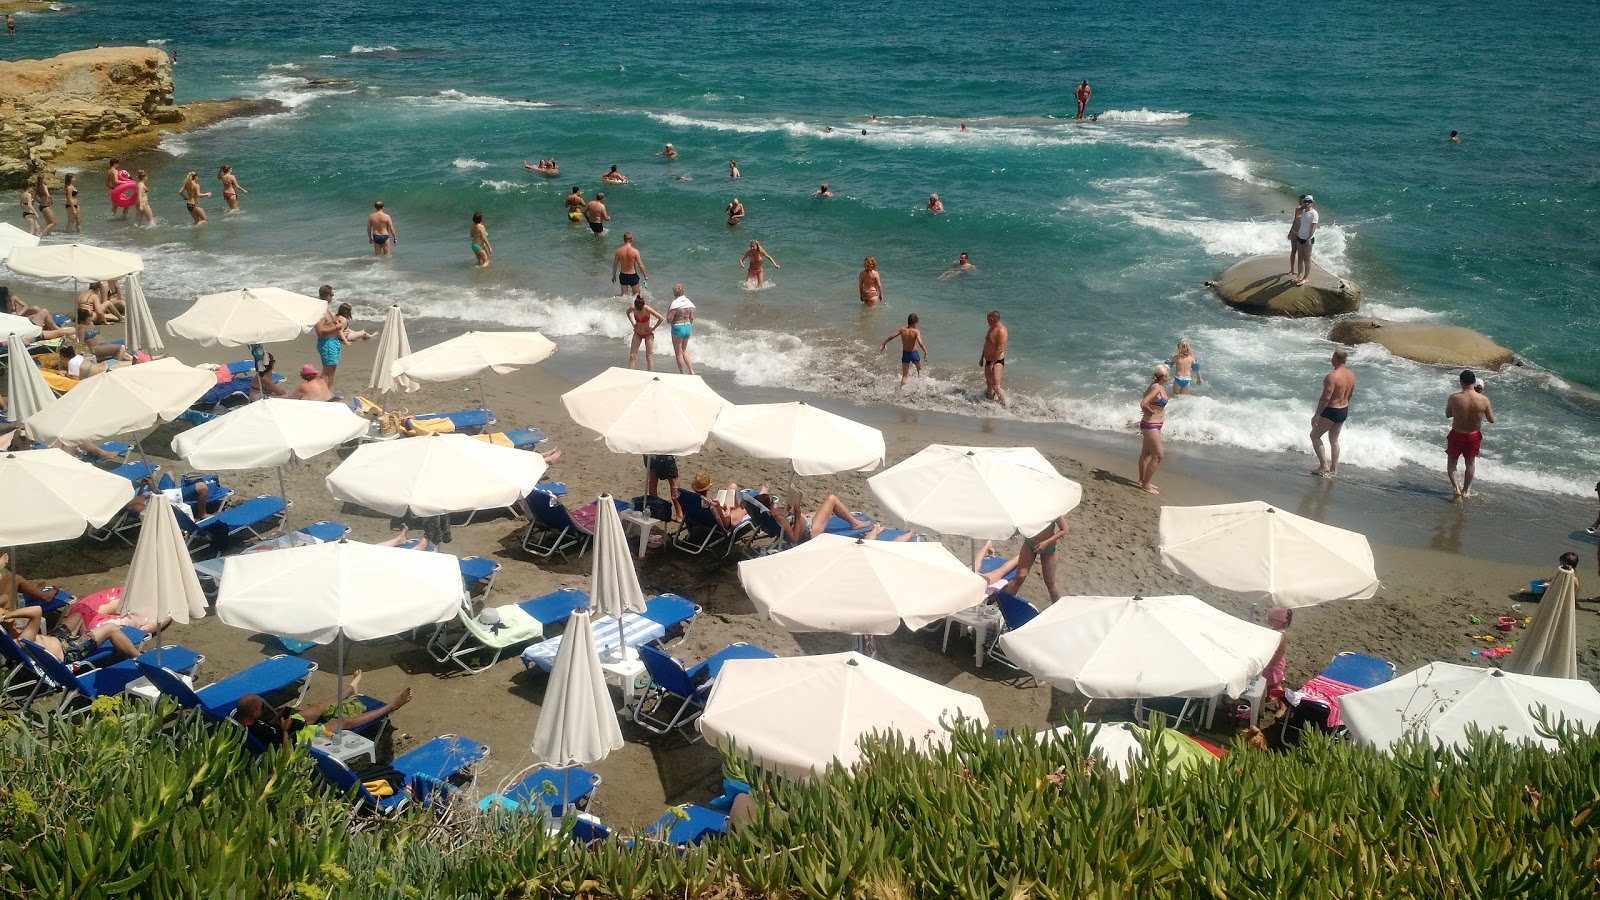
[
  {"xmin": 335, "ymin": 633, "xmax": 346, "ymax": 736},
  {"xmin": 277, "ymin": 465, "xmax": 292, "ymax": 539},
  {"xmin": 9, "ymin": 544, "xmax": 18, "ymax": 613}
]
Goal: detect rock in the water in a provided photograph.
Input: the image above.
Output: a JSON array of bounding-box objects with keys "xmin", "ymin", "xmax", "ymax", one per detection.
[
  {"xmin": 1208, "ymin": 254, "xmax": 1362, "ymax": 318},
  {"xmin": 1327, "ymin": 318, "xmax": 1516, "ymax": 369}
]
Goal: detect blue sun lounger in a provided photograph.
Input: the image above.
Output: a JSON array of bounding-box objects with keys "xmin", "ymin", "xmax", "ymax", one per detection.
[
  {"xmin": 427, "ymin": 587, "xmax": 590, "ymax": 673},
  {"xmin": 632, "ymin": 642, "xmax": 776, "ymax": 739},
  {"xmin": 136, "ymin": 654, "xmax": 317, "ymax": 720},
  {"xmin": 179, "ymin": 494, "xmax": 288, "ymax": 555},
  {"xmin": 310, "ymin": 733, "xmax": 489, "ymax": 814},
  {"xmin": 519, "ymin": 494, "xmax": 628, "ymax": 560},
  {"xmin": 643, "ymin": 804, "xmax": 729, "ymax": 846},
  {"xmin": 519, "ymin": 593, "xmax": 700, "ymax": 673},
  {"xmin": 21, "ymin": 641, "xmax": 202, "ymax": 713},
  {"xmin": 479, "ymin": 765, "xmax": 599, "ymax": 816},
  {"xmin": 674, "ymin": 489, "xmax": 756, "ymax": 557}
]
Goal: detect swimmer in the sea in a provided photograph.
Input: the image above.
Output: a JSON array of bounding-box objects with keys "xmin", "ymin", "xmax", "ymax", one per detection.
[
  {"xmin": 658, "ymin": 143, "xmax": 678, "ymax": 159},
  {"xmin": 565, "ymin": 186, "xmax": 585, "ymax": 223},
  {"xmin": 1449, "ymin": 130, "xmax": 1462, "ymax": 143},
  {"xmin": 367, "ymin": 200, "xmax": 396, "ymax": 256},
  {"xmin": 927, "ymin": 193, "xmax": 944, "ymax": 213},
  {"xmin": 879, "ymin": 313, "xmax": 929, "ymax": 387},
  {"xmin": 725, "ymin": 197, "xmax": 745, "ymax": 227},
  {"xmin": 1170, "ymin": 338, "xmax": 1201, "ymax": 395},
  {"xmin": 740, "ymin": 240, "xmax": 779, "ymax": 288},
  {"xmin": 959, "ymin": 122, "xmax": 969, "ymax": 132},
  {"xmin": 584, "ymin": 192, "xmax": 609, "ymax": 235},
  {"xmin": 728, "ymin": 159, "xmax": 740, "ymax": 179},
  {"xmin": 816, "ymin": 183, "xmax": 833, "ymax": 198},
  {"xmin": 938, "ymin": 252, "xmax": 975, "ymax": 279},
  {"xmin": 859, "ymin": 256, "xmax": 884, "ymax": 305},
  {"xmin": 602, "ymin": 165, "xmax": 629, "ymax": 184}
]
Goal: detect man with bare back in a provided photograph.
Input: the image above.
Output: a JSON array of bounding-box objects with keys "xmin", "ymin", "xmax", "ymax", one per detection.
[
  {"xmin": 980, "ymin": 310, "xmax": 1009, "ymax": 407},
  {"xmin": 612, "ymin": 232, "xmax": 646, "ymax": 297},
  {"xmin": 1310, "ymin": 348, "xmax": 1356, "ymax": 476},
  {"xmin": 1445, "ymin": 370, "xmax": 1495, "ymax": 501}
]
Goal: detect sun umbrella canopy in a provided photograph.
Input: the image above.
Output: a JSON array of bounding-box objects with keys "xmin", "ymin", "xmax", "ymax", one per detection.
[
  {"xmin": 711, "ymin": 401, "xmax": 886, "ymax": 477},
  {"xmin": 0, "ymin": 313, "xmax": 43, "ymax": 342},
  {"xmin": 699, "ymin": 651, "xmax": 988, "ymax": 780},
  {"xmin": 368, "ymin": 304, "xmax": 417, "ymax": 394},
  {"xmin": 867, "ymin": 445, "xmax": 1082, "ymax": 540},
  {"xmin": 326, "ymin": 432, "xmax": 547, "ymax": 517},
  {"xmin": 118, "ymin": 492, "xmax": 207, "ymax": 626},
  {"xmin": 5, "ymin": 335, "xmax": 53, "ymax": 423},
  {"xmin": 738, "ymin": 533, "xmax": 986, "ymax": 635},
  {"xmin": 996, "ymin": 594, "xmax": 1282, "ymax": 699},
  {"xmin": 0, "ymin": 222, "xmax": 41, "ymax": 261},
  {"xmin": 167, "ymin": 287, "xmax": 328, "ymax": 347},
  {"xmin": 0, "ymin": 449, "xmax": 134, "ymax": 545},
  {"xmin": 23, "ymin": 358, "xmax": 216, "ymax": 446},
  {"xmin": 5, "ymin": 243, "xmax": 143, "ymax": 282},
  {"xmin": 530, "ymin": 609, "xmax": 625, "ymax": 764},
  {"xmin": 1158, "ymin": 501, "xmax": 1379, "ymax": 609},
  {"xmin": 1341, "ymin": 662, "xmax": 1600, "ymax": 752},
  {"xmin": 173, "ymin": 399, "xmax": 367, "ymax": 469},
  {"xmin": 589, "ymin": 495, "xmax": 646, "ymax": 623},
  {"xmin": 1506, "ymin": 566, "xmax": 1579, "ymax": 680},
  {"xmin": 561, "ymin": 367, "xmax": 729, "ymax": 455},
  {"xmin": 216, "ymin": 541, "xmax": 464, "ymax": 643},
  {"xmin": 1049, "ymin": 722, "xmax": 1220, "ymax": 779},
  {"xmin": 391, "ymin": 330, "xmax": 557, "ymax": 382}
]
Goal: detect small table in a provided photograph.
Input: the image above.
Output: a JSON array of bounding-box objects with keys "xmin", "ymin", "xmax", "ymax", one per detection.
[
  {"xmin": 312, "ymin": 729, "xmax": 377, "ymax": 765},
  {"xmin": 619, "ymin": 511, "xmax": 661, "ymax": 559},
  {"xmin": 942, "ymin": 604, "xmax": 1003, "ymax": 667},
  {"xmin": 599, "ymin": 655, "xmax": 650, "ymax": 713}
]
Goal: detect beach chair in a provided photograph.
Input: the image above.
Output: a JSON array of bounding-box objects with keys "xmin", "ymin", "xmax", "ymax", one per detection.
[
  {"xmin": 740, "ymin": 494, "xmax": 878, "ymax": 554},
  {"xmin": 392, "ymin": 734, "xmax": 490, "ymax": 806},
  {"xmin": 985, "ymin": 591, "xmax": 1041, "ymax": 672},
  {"xmin": 20, "ymin": 641, "xmax": 202, "ymax": 714},
  {"xmin": 632, "ymin": 642, "xmax": 776, "ymax": 739},
  {"xmin": 179, "ymin": 494, "xmax": 288, "ymax": 555},
  {"xmin": 458, "ymin": 556, "xmax": 500, "ymax": 599},
  {"xmin": 520, "ymin": 594, "xmax": 698, "ymax": 672},
  {"xmin": 92, "ymin": 473, "xmax": 234, "ymax": 546},
  {"xmin": 20, "ymin": 586, "xmax": 74, "ymax": 616},
  {"xmin": 643, "ymin": 804, "xmax": 729, "ymax": 846},
  {"xmin": 471, "ymin": 428, "xmax": 545, "ymax": 450},
  {"xmin": 518, "ymin": 493, "xmax": 628, "ymax": 560},
  {"xmin": 1281, "ymin": 652, "xmax": 1398, "ymax": 745},
  {"xmin": 108, "ymin": 459, "xmax": 158, "ymax": 484},
  {"xmin": 135, "ymin": 654, "xmax": 317, "ymax": 720},
  {"xmin": 427, "ymin": 587, "xmax": 589, "ymax": 674},
  {"xmin": 0, "ymin": 629, "xmax": 45, "ymax": 699},
  {"xmin": 673, "ymin": 489, "xmax": 756, "ymax": 557},
  {"xmin": 640, "ymin": 593, "xmax": 701, "ymax": 647},
  {"xmin": 478, "ymin": 764, "xmax": 600, "ymax": 817},
  {"xmin": 307, "ymin": 748, "xmax": 413, "ymax": 815}
]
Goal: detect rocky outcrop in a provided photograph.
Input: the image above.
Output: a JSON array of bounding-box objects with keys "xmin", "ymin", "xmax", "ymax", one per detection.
[
  {"xmin": 1208, "ymin": 254, "xmax": 1362, "ymax": 318},
  {"xmin": 1327, "ymin": 318, "xmax": 1516, "ymax": 369}
]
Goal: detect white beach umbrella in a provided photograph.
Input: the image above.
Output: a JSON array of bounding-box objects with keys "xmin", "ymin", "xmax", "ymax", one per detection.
[
  {"xmin": 166, "ymin": 287, "xmax": 327, "ymax": 347},
  {"xmin": 5, "ymin": 334, "xmax": 53, "ymax": 423},
  {"xmin": 1047, "ymin": 722, "xmax": 1219, "ymax": 779},
  {"xmin": 0, "ymin": 313, "xmax": 43, "ymax": 343},
  {"xmin": 1505, "ymin": 566, "xmax": 1579, "ymax": 680},
  {"xmin": 0, "ymin": 449, "xmax": 134, "ymax": 608},
  {"xmin": 711, "ymin": 401, "xmax": 886, "ymax": 478},
  {"xmin": 589, "ymin": 494, "xmax": 646, "ymax": 628},
  {"xmin": 737, "ymin": 533, "xmax": 986, "ymax": 635},
  {"xmin": 1341, "ymin": 662, "xmax": 1600, "ymax": 752},
  {"xmin": 0, "ymin": 223, "xmax": 40, "ymax": 261},
  {"xmin": 22, "ymin": 358, "xmax": 216, "ymax": 447},
  {"xmin": 123, "ymin": 274, "xmax": 163, "ymax": 357},
  {"xmin": 561, "ymin": 367, "xmax": 729, "ymax": 456},
  {"xmin": 391, "ymin": 330, "xmax": 557, "ymax": 382},
  {"xmin": 530, "ymin": 608, "xmax": 625, "ymax": 765},
  {"xmin": 368, "ymin": 304, "xmax": 417, "ymax": 395},
  {"xmin": 4, "ymin": 243, "xmax": 143, "ymax": 282},
  {"xmin": 867, "ymin": 445, "xmax": 1082, "ymax": 540},
  {"xmin": 699, "ymin": 651, "xmax": 988, "ymax": 780},
  {"xmin": 1158, "ymin": 501, "xmax": 1379, "ymax": 609},
  {"xmin": 118, "ymin": 492, "xmax": 208, "ymax": 632},
  {"xmin": 995, "ymin": 594, "xmax": 1281, "ymax": 699},
  {"xmin": 326, "ymin": 432, "xmax": 547, "ymax": 517}
]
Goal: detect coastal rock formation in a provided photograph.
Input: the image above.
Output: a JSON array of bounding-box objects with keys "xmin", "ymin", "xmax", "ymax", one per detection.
[
  {"xmin": 1208, "ymin": 254, "xmax": 1362, "ymax": 318},
  {"xmin": 1327, "ymin": 318, "xmax": 1517, "ymax": 369}
]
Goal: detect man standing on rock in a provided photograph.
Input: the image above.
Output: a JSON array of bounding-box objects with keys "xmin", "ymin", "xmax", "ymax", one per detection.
[
  {"xmin": 367, "ymin": 201, "xmax": 397, "ymax": 257},
  {"xmin": 1310, "ymin": 348, "xmax": 1355, "ymax": 476},
  {"xmin": 1293, "ymin": 195, "xmax": 1319, "ymax": 285},
  {"xmin": 1445, "ymin": 370, "xmax": 1495, "ymax": 501}
]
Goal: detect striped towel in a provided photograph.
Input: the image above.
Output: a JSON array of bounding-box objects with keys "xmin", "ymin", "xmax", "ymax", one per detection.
[{"xmin": 520, "ymin": 612, "xmax": 667, "ymax": 672}]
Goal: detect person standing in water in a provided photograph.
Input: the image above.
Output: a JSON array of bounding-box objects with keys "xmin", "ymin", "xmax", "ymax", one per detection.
[
  {"xmin": 134, "ymin": 170, "xmax": 155, "ymax": 226},
  {"xmin": 367, "ymin": 201, "xmax": 397, "ymax": 256},
  {"xmin": 469, "ymin": 211, "xmax": 492, "ymax": 268},
  {"xmin": 1445, "ymin": 369, "xmax": 1495, "ymax": 501},
  {"xmin": 1170, "ymin": 339, "xmax": 1202, "ymax": 395},
  {"xmin": 657, "ymin": 143, "xmax": 678, "ymax": 159},
  {"xmin": 859, "ymin": 257, "xmax": 885, "ymax": 304},
  {"xmin": 18, "ymin": 182, "xmax": 37, "ymax": 236},
  {"xmin": 980, "ymin": 310, "xmax": 1008, "ymax": 406},
  {"xmin": 1293, "ymin": 195, "xmax": 1318, "ymax": 285},
  {"xmin": 927, "ymin": 193, "xmax": 944, "ymax": 212},
  {"xmin": 879, "ymin": 314, "xmax": 929, "ymax": 387},
  {"xmin": 178, "ymin": 171, "xmax": 211, "ymax": 225},
  {"xmin": 1075, "ymin": 80, "xmax": 1092, "ymax": 119},
  {"xmin": 217, "ymin": 165, "xmax": 247, "ymax": 213},
  {"xmin": 62, "ymin": 172, "xmax": 82, "ymax": 233},
  {"xmin": 740, "ymin": 240, "xmax": 779, "ymax": 288},
  {"xmin": 585, "ymin": 192, "xmax": 609, "ymax": 234},
  {"xmin": 666, "ymin": 283, "xmax": 696, "ymax": 374},
  {"xmin": 1137, "ymin": 364, "xmax": 1170, "ymax": 494},
  {"xmin": 33, "ymin": 175, "xmax": 56, "ymax": 236},
  {"xmin": 624, "ymin": 296, "xmax": 664, "ymax": 371},
  {"xmin": 725, "ymin": 197, "xmax": 745, "ymax": 227},
  {"xmin": 104, "ymin": 158, "xmax": 125, "ymax": 218},
  {"xmin": 728, "ymin": 159, "xmax": 740, "ymax": 179},
  {"xmin": 612, "ymin": 231, "xmax": 646, "ymax": 297},
  {"xmin": 1310, "ymin": 348, "xmax": 1355, "ymax": 476},
  {"xmin": 565, "ymin": 186, "xmax": 585, "ymax": 224}
]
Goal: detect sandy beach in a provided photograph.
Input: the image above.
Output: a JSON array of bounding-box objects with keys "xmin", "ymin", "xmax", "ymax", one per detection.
[{"xmin": 7, "ymin": 302, "xmax": 1594, "ymax": 829}]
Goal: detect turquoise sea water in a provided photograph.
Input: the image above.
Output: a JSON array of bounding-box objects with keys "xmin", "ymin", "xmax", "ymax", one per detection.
[{"xmin": 6, "ymin": 0, "xmax": 1598, "ymax": 495}]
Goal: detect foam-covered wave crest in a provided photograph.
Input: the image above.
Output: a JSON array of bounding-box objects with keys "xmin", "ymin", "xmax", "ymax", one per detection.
[
  {"xmin": 349, "ymin": 45, "xmax": 400, "ymax": 54},
  {"xmin": 424, "ymin": 89, "xmax": 550, "ymax": 109},
  {"xmin": 1096, "ymin": 109, "xmax": 1191, "ymax": 124},
  {"xmin": 452, "ymin": 158, "xmax": 490, "ymax": 170}
]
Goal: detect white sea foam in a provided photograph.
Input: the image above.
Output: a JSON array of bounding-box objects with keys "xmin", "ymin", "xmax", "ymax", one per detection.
[
  {"xmin": 146, "ymin": 39, "xmax": 169, "ymax": 46},
  {"xmin": 266, "ymin": 62, "xmax": 303, "ymax": 72},
  {"xmin": 1126, "ymin": 137, "xmax": 1275, "ymax": 187},
  {"xmin": 1095, "ymin": 108, "xmax": 1191, "ymax": 124},
  {"xmin": 158, "ymin": 132, "xmax": 191, "ymax": 157},
  {"xmin": 1108, "ymin": 208, "xmax": 1352, "ymax": 277},
  {"xmin": 418, "ymin": 89, "xmax": 551, "ymax": 109},
  {"xmin": 479, "ymin": 179, "xmax": 520, "ymax": 192},
  {"xmin": 452, "ymin": 158, "xmax": 490, "ymax": 170},
  {"xmin": 349, "ymin": 45, "xmax": 400, "ymax": 54}
]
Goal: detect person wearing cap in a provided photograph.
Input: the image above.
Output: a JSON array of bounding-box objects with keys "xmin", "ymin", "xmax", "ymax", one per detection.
[
  {"xmin": 1293, "ymin": 195, "xmax": 1319, "ymax": 286},
  {"xmin": 289, "ymin": 363, "xmax": 334, "ymax": 402}
]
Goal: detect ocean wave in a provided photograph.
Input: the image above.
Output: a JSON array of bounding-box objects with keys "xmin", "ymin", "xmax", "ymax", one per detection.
[
  {"xmin": 452, "ymin": 157, "xmax": 490, "ymax": 170},
  {"xmin": 1109, "ymin": 208, "xmax": 1352, "ymax": 276},
  {"xmin": 1095, "ymin": 108, "xmax": 1191, "ymax": 124},
  {"xmin": 1126, "ymin": 137, "xmax": 1274, "ymax": 187},
  {"xmin": 424, "ymin": 89, "xmax": 551, "ymax": 109},
  {"xmin": 158, "ymin": 132, "xmax": 191, "ymax": 157},
  {"xmin": 266, "ymin": 62, "xmax": 303, "ymax": 72},
  {"xmin": 479, "ymin": 179, "xmax": 521, "ymax": 192},
  {"xmin": 146, "ymin": 39, "xmax": 169, "ymax": 46},
  {"xmin": 349, "ymin": 44, "xmax": 400, "ymax": 54}
]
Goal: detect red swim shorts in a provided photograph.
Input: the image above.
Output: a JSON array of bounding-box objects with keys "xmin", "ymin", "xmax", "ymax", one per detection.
[{"xmin": 1446, "ymin": 429, "xmax": 1482, "ymax": 461}]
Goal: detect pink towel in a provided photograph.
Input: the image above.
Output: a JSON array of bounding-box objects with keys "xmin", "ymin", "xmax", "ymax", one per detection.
[{"xmin": 1295, "ymin": 675, "xmax": 1361, "ymax": 728}]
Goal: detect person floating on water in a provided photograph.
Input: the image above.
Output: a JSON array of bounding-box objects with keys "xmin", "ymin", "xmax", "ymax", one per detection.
[
  {"xmin": 217, "ymin": 165, "xmax": 247, "ymax": 213},
  {"xmin": 1445, "ymin": 369, "xmax": 1495, "ymax": 501},
  {"xmin": 1075, "ymin": 80, "xmax": 1092, "ymax": 119},
  {"xmin": 880, "ymin": 313, "xmax": 929, "ymax": 387},
  {"xmin": 1292, "ymin": 195, "xmax": 1318, "ymax": 285},
  {"xmin": 469, "ymin": 211, "xmax": 492, "ymax": 268},
  {"xmin": 367, "ymin": 201, "xmax": 397, "ymax": 256},
  {"xmin": 980, "ymin": 310, "xmax": 1008, "ymax": 407},
  {"xmin": 585, "ymin": 192, "xmax": 609, "ymax": 234},
  {"xmin": 602, "ymin": 165, "xmax": 629, "ymax": 184},
  {"xmin": 1137, "ymin": 363, "xmax": 1169, "ymax": 494},
  {"xmin": 1170, "ymin": 339, "xmax": 1202, "ymax": 395},
  {"xmin": 816, "ymin": 183, "xmax": 833, "ymax": 198},
  {"xmin": 740, "ymin": 240, "xmax": 779, "ymax": 288},
  {"xmin": 1310, "ymin": 348, "xmax": 1355, "ymax": 477},
  {"xmin": 612, "ymin": 231, "xmax": 646, "ymax": 297},
  {"xmin": 524, "ymin": 159, "xmax": 560, "ymax": 175},
  {"xmin": 927, "ymin": 193, "xmax": 944, "ymax": 213},
  {"xmin": 859, "ymin": 256, "xmax": 884, "ymax": 305},
  {"xmin": 725, "ymin": 197, "xmax": 745, "ymax": 227},
  {"xmin": 565, "ymin": 186, "xmax": 584, "ymax": 223}
]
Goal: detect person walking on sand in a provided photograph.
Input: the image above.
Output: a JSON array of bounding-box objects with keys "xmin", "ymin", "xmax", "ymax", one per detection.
[
  {"xmin": 1137, "ymin": 364, "xmax": 1170, "ymax": 494},
  {"xmin": 33, "ymin": 175, "xmax": 56, "ymax": 236},
  {"xmin": 1310, "ymin": 348, "xmax": 1355, "ymax": 476},
  {"xmin": 980, "ymin": 310, "xmax": 1009, "ymax": 406},
  {"xmin": 62, "ymin": 173, "xmax": 82, "ymax": 233},
  {"xmin": 1293, "ymin": 195, "xmax": 1318, "ymax": 285},
  {"xmin": 1287, "ymin": 196, "xmax": 1307, "ymax": 282},
  {"xmin": 134, "ymin": 170, "xmax": 155, "ymax": 226},
  {"xmin": 1445, "ymin": 369, "xmax": 1495, "ymax": 501},
  {"xmin": 612, "ymin": 231, "xmax": 646, "ymax": 297},
  {"xmin": 602, "ymin": 165, "xmax": 629, "ymax": 184},
  {"xmin": 469, "ymin": 211, "xmax": 492, "ymax": 268},
  {"xmin": 1075, "ymin": 80, "xmax": 1092, "ymax": 119},
  {"xmin": 740, "ymin": 240, "xmax": 779, "ymax": 288},
  {"xmin": 859, "ymin": 256, "xmax": 885, "ymax": 304},
  {"xmin": 624, "ymin": 296, "xmax": 664, "ymax": 371},
  {"xmin": 178, "ymin": 171, "xmax": 211, "ymax": 225},
  {"xmin": 666, "ymin": 283, "xmax": 696, "ymax": 374},
  {"xmin": 725, "ymin": 197, "xmax": 745, "ymax": 227},
  {"xmin": 18, "ymin": 182, "xmax": 37, "ymax": 236},
  {"xmin": 585, "ymin": 192, "xmax": 609, "ymax": 235},
  {"xmin": 880, "ymin": 313, "xmax": 929, "ymax": 387},
  {"xmin": 217, "ymin": 165, "xmax": 247, "ymax": 213},
  {"xmin": 728, "ymin": 159, "xmax": 740, "ymax": 179},
  {"xmin": 367, "ymin": 201, "xmax": 397, "ymax": 256},
  {"xmin": 565, "ymin": 186, "xmax": 585, "ymax": 224},
  {"xmin": 1170, "ymin": 338, "xmax": 1202, "ymax": 395}
]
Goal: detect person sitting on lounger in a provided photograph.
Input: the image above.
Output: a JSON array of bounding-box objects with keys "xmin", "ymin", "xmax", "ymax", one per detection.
[
  {"xmin": 245, "ymin": 671, "xmax": 413, "ymax": 748},
  {"xmin": 972, "ymin": 541, "xmax": 1022, "ymax": 595},
  {"xmin": 373, "ymin": 524, "xmax": 429, "ymax": 551},
  {"xmin": 125, "ymin": 474, "xmax": 213, "ymax": 519},
  {"xmin": 690, "ymin": 471, "xmax": 754, "ymax": 531},
  {"xmin": 56, "ymin": 344, "xmax": 115, "ymax": 379},
  {"xmin": 45, "ymin": 589, "xmax": 171, "ymax": 664},
  {"xmin": 75, "ymin": 309, "xmax": 133, "ymax": 362},
  {"xmin": 0, "ymin": 553, "xmax": 66, "ymax": 610},
  {"xmin": 775, "ymin": 487, "xmax": 907, "ymax": 544}
]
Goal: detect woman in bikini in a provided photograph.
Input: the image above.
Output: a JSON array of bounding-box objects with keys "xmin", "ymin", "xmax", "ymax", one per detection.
[
  {"xmin": 739, "ymin": 240, "xmax": 779, "ymax": 288},
  {"xmin": 335, "ymin": 303, "xmax": 378, "ymax": 342},
  {"xmin": 1170, "ymin": 338, "xmax": 1202, "ymax": 395},
  {"xmin": 625, "ymin": 296, "xmax": 664, "ymax": 371},
  {"xmin": 19, "ymin": 182, "xmax": 37, "ymax": 235},
  {"xmin": 859, "ymin": 256, "xmax": 884, "ymax": 304},
  {"xmin": 1007, "ymin": 516, "xmax": 1069, "ymax": 598},
  {"xmin": 62, "ymin": 172, "xmax": 81, "ymax": 232},
  {"xmin": 5, "ymin": 287, "xmax": 60, "ymax": 330},
  {"xmin": 469, "ymin": 211, "xmax": 492, "ymax": 268},
  {"xmin": 34, "ymin": 174, "xmax": 56, "ymax": 236},
  {"xmin": 1137, "ymin": 363, "xmax": 1170, "ymax": 495},
  {"xmin": 134, "ymin": 170, "xmax": 155, "ymax": 226},
  {"xmin": 775, "ymin": 488, "xmax": 906, "ymax": 544},
  {"xmin": 178, "ymin": 171, "xmax": 211, "ymax": 225},
  {"xmin": 217, "ymin": 165, "xmax": 247, "ymax": 213}
]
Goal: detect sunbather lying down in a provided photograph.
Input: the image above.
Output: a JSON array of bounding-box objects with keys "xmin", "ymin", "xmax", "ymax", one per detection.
[
  {"xmin": 0, "ymin": 553, "xmax": 65, "ymax": 610},
  {"xmin": 237, "ymin": 671, "xmax": 413, "ymax": 750},
  {"xmin": 48, "ymin": 589, "xmax": 171, "ymax": 664},
  {"xmin": 711, "ymin": 480, "xmax": 910, "ymax": 544},
  {"xmin": 126, "ymin": 475, "xmax": 214, "ymax": 518}
]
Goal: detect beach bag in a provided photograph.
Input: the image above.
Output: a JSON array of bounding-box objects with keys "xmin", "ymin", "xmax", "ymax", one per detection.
[{"xmin": 352, "ymin": 762, "xmax": 406, "ymax": 798}]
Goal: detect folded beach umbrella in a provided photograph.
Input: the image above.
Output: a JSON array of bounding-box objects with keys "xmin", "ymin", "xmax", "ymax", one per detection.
[
  {"xmin": 1505, "ymin": 565, "xmax": 1579, "ymax": 679},
  {"xmin": 711, "ymin": 401, "xmax": 886, "ymax": 478},
  {"xmin": 737, "ymin": 533, "xmax": 985, "ymax": 635},
  {"xmin": 368, "ymin": 304, "xmax": 417, "ymax": 394},
  {"xmin": 5, "ymin": 334, "xmax": 53, "ymax": 423},
  {"xmin": 166, "ymin": 287, "xmax": 327, "ymax": 346},
  {"xmin": 118, "ymin": 492, "xmax": 208, "ymax": 634},
  {"xmin": 1341, "ymin": 662, "xmax": 1600, "ymax": 753},
  {"xmin": 0, "ymin": 449, "xmax": 134, "ymax": 608},
  {"xmin": 699, "ymin": 651, "xmax": 988, "ymax": 780},
  {"xmin": 0, "ymin": 313, "xmax": 43, "ymax": 343},
  {"xmin": 530, "ymin": 609, "xmax": 624, "ymax": 766},
  {"xmin": 390, "ymin": 330, "xmax": 557, "ymax": 382},
  {"xmin": 5, "ymin": 243, "xmax": 143, "ymax": 282},
  {"xmin": 326, "ymin": 432, "xmax": 547, "ymax": 517},
  {"xmin": 122, "ymin": 273, "xmax": 163, "ymax": 357},
  {"xmin": 0, "ymin": 222, "xmax": 40, "ymax": 261},
  {"xmin": 561, "ymin": 366, "xmax": 729, "ymax": 456},
  {"xmin": 996, "ymin": 594, "xmax": 1281, "ymax": 699},
  {"xmin": 867, "ymin": 444, "xmax": 1082, "ymax": 540},
  {"xmin": 589, "ymin": 494, "xmax": 646, "ymax": 635},
  {"xmin": 1158, "ymin": 501, "xmax": 1378, "ymax": 609},
  {"xmin": 23, "ymin": 357, "xmax": 216, "ymax": 447}
]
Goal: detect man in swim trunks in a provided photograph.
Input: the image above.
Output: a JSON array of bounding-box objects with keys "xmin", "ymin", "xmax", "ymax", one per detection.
[
  {"xmin": 858, "ymin": 256, "xmax": 884, "ymax": 305},
  {"xmin": 645, "ymin": 455, "xmax": 683, "ymax": 522},
  {"xmin": 104, "ymin": 158, "xmax": 124, "ymax": 217},
  {"xmin": 585, "ymin": 193, "xmax": 609, "ymax": 235},
  {"xmin": 313, "ymin": 285, "xmax": 345, "ymax": 386},
  {"xmin": 1075, "ymin": 80, "xmax": 1092, "ymax": 119},
  {"xmin": 980, "ymin": 310, "xmax": 1009, "ymax": 407},
  {"xmin": 1293, "ymin": 196, "xmax": 1318, "ymax": 285},
  {"xmin": 1445, "ymin": 369, "xmax": 1495, "ymax": 501},
  {"xmin": 879, "ymin": 313, "xmax": 928, "ymax": 387},
  {"xmin": 367, "ymin": 201, "xmax": 397, "ymax": 256},
  {"xmin": 1310, "ymin": 348, "xmax": 1356, "ymax": 476},
  {"xmin": 565, "ymin": 186, "xmax": 585, "ymax": 223},
  {"xmin": 612, "ymin": 231, "xmax": 646, "ymax": 297}
]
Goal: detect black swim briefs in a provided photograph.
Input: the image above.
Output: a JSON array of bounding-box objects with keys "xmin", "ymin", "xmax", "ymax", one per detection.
[
  {"xmin": 646, "ymin": 455, "xmax": 679, "ymax": 479},
  {"xmin": 1319, "ymin": 406, "xmax": 1349, "ymax": 424},
  {"xmin": 619, "ymin": 273, "xmax": 641, "ymax": 286},
  {"xmin": 588, "ymin": 220, "xmax": 604, "ymax": 234}
]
